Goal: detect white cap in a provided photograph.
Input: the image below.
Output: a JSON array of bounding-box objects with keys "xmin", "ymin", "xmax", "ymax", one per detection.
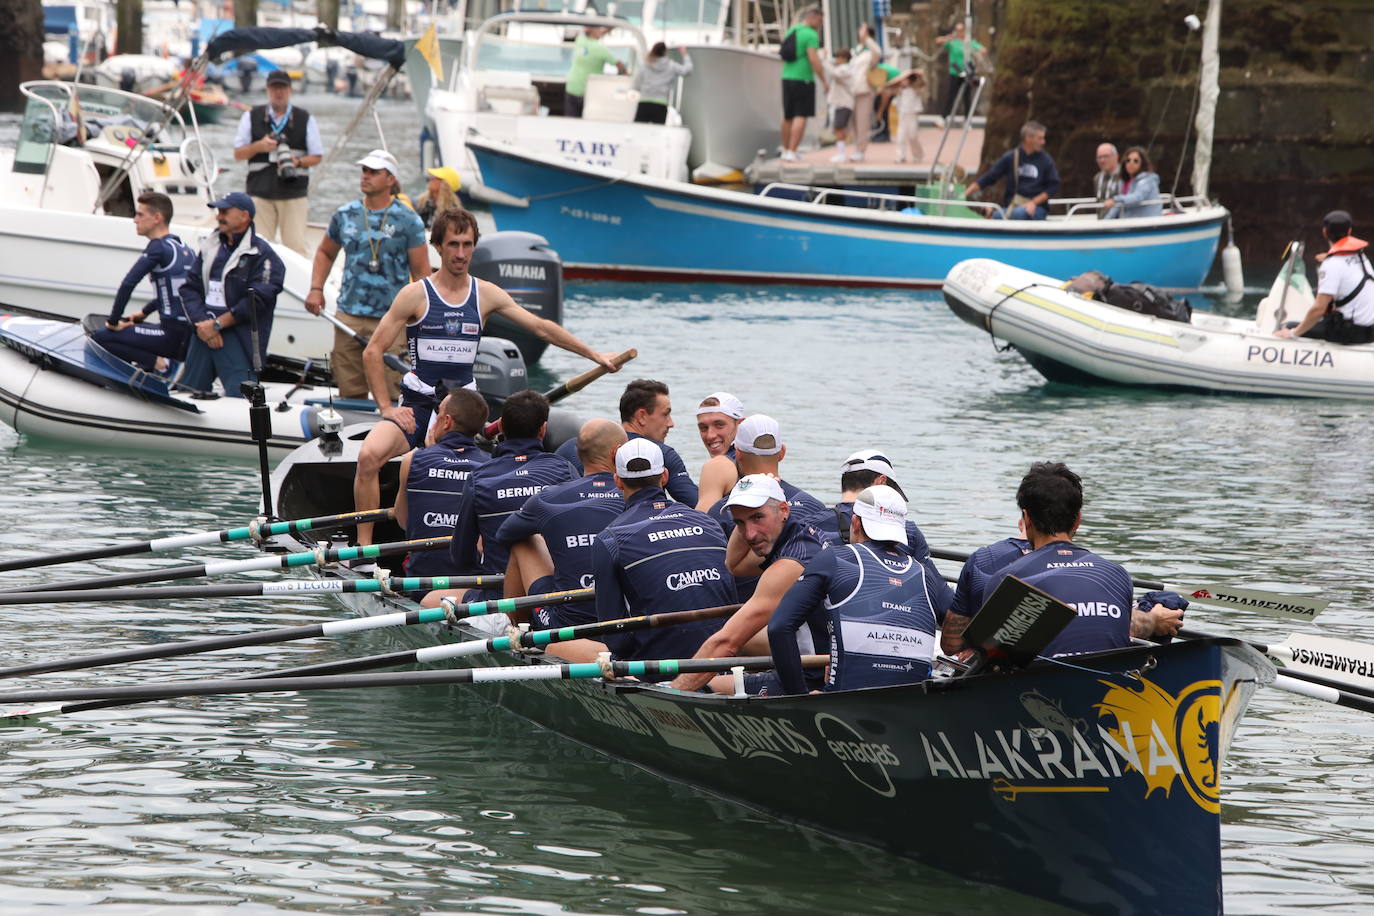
[
  {"xmin": 356, "ymin": 149, "xmax": 400, "ymax": 178},
  {"xmin": 733, "ymin": 414, "xmax": 782, "ymax": 456},
  {"xmin": 841, "ymin": 448, "xmax": 896, "ymax": 477},
  {"xmin": 724, "ymin": 473, "xmax": 787, "ymax": 509},
  {"xmin": 695, "ymin": 391, "xmax": 745, "ymax": 420},
  {"xmin": 853, "ymin": 485, "xmax": 908, "ymax": 545},
  {"xmin": 615, "ymin": 438, "xmax": 665, "ymax": 479}
]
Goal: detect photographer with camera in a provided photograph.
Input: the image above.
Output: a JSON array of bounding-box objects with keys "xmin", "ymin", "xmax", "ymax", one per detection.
[{"xmin": 232, "ymin": 69, "xmax": 322, "ymax": 257}]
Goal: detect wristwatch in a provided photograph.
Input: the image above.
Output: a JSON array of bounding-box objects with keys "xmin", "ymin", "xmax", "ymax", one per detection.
[{"xmin": 212, "ymin": 318, "xmax": 222, "ymax": 331}]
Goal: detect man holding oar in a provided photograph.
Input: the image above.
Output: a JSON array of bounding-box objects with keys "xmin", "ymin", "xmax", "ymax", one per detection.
[{"xmin": 352, "ymin": 207, "xmax": 621, "ymax": 546}]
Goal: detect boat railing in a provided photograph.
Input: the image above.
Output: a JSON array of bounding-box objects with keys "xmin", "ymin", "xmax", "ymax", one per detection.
[
  {"xmin": 927, "ymin": 75, "xmax": 987, "ymax": 201},
  {"xmin": 1059, "ymin": 193, "xmax": 1215, "ymax": 217},
  {"xmin": 758, "ymin": 182, "xmax": 1004, "ymax": 217}
]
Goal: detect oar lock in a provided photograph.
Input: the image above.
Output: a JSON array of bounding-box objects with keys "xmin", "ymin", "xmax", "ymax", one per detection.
[{"xmin": 247, "ymin": 516, "xmax": 273, "ymax": 545}]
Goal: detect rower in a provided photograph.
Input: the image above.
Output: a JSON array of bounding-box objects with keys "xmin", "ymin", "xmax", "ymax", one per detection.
[
  {"xmin": 669, "ymin": 473, "xmax": 833, "ymax": 694},
  {"xmin": 92, "ymin": 191, "xmax": 196, "ymax": 373},
  {"xmin": 420, "ymin": 390, "xmax": 576, "ymax": 624},
  {"xmin": 1276, "ymin": 210, "xmax": 1374, "ymax": 344},
  {"xmin": 493, "ymin": 418, "xmax": 627, "ymax": 661},
  {"xmin": 391, "ymin": 389, "xmax": 491, "ymax": 582},
  {"xmin": 769, "ymin": 485, "xmax": 943, "ymax": 694},
  {"xmin": 352, "ymin": 207, "xmax": 620, "ymax": 546},
  {"xmin": 555, "ymin": 379, "xmax": 699, "ymax": 506},
  {"xmin": 940, "ymin": 532, "xmax": 1031, "ymax": 655},
  {"xmin": 957, "ymin": 462, "xmax": 1184, "ymax": 658},
  {"xmin": 590, "ymin": 439, "xmax": 734, "ymax": 662},
  {"xmin": 693, "ymin": 391, "xmax": 745, "ymax": 510}
]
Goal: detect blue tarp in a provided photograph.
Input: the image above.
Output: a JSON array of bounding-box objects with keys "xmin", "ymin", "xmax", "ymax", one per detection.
[
  {"xmin": 205, "ymin": 26, "xmax": 407, "ymax": 70},
  {"xmin": 44, "ymin": 5, "xmax": 78, "ymax": 35}
]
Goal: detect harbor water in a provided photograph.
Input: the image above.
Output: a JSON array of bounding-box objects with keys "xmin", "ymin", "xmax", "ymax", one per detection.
[{"xmin": 2, "ymin": 92, "xmax": 1373, "ymax": 913}]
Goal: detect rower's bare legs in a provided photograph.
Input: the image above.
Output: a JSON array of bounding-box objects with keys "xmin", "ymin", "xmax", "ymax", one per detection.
[
  {"xmin": 506, "ymin": 537, "xmax": 554, "ymax": 598},
  {"xmin": 420, "ymin": 588, "xmax": 462, "ymax": 608},
  {"xmin": 353, "ymin": 420, "xmax": 410, "ymax": 545},
  {"xmin": 544, "ymin": 638, "xmax": 608, "ymax": 664}
]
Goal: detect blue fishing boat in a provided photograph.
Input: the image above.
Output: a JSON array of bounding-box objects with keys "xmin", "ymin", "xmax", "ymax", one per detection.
[{"xmin": 467, "ymin": 137, "xmax": 1229, "ymax": 289}]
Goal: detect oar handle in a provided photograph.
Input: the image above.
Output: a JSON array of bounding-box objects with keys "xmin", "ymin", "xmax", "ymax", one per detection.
[{"xmin": 481, "ymin": 348, "xmax": 637, "ymax": 439}]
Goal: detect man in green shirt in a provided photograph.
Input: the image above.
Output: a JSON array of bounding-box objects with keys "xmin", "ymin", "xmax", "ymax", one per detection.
[
  {"xmin": 566, "ymin": 25, "xmax": 627, "ymax": 118},
  {"xmin": 779, "ymin": 6, "xmax": 828, "ymax": 162},
  {"xmin": 935, "ymin": 21, "xmax": 984, "ymax": 120}
]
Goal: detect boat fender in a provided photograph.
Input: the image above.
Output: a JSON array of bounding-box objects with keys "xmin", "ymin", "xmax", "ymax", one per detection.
[{"xmin": 1222, "ymin": 242, "xmax": 1244, "ymax": 301}]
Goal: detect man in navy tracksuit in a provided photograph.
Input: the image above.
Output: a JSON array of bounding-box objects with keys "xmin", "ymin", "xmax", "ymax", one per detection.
[
  {"xmin": 393, "ymin": 389, "xmax": 491, "ymax": 581},
  {"xmin": 960, "ymin": 462, "xmax": 1185, "ymax": 659},
  {"xmin": 495, "ymin": 418, "xmax": 628, "ymax": 657},
  {"xmin": 769, "ymin": 485, "xmax": 943, "ymax": 694},
  {"xmin": 591, "ymin": 439, "xmax": 734, "ymax": 662},
  {"xmin": 555, "ymin": 378, "xmax": 699, "ymax": 506},
  {"xmin": 427, "ymin": 390, "xmax": 575, "ymax": 610}
]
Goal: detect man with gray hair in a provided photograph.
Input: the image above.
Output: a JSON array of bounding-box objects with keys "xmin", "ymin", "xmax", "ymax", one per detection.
[
  {"xmin": 964, "ymin": 121, "xmax": 1060, "ymax": 220},
  {"xmin": 1093, "ymin": 142, "xmax": 1121, "ymax": 214}
]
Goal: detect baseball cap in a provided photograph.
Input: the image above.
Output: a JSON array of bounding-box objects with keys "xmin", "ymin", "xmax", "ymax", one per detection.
[
  {"xmin": 357, "ymin": 149, "xmax": 400, "ymax": 179},
  {"xmin": 427, "ymin": 166, "xmax": 462, "ymax": 193},
  {"xmin": 840, "ymin": 448, "xmax": 896, "ymax": 477},
  {"xmin": 615, "ymin": 438, "xmax": 665, "ymax": 479},
  {"xmin": 853, "ymin": 485, "xmax": 908, "ymax": 545},
  {"xmin": 207, "ymin": 191, "xmax": 255, "ymax": 218},
  {"xmin": 724, "ymin": 474, "xmax": 787, "ymax": 509},
  {"xmin": 265, "ymin": 69, "xmax": 292, "ymax": 87},
  {"xmin": 734, "ymin": 414, "xmax": 782, "ymax": 456},
  {"xmin": 695, "ymin": 391, "xmax": 745, "ymax": 420},
  {"xmin": 1323, "ymin": 210, "xmax": 1353, "ymax": 236}
]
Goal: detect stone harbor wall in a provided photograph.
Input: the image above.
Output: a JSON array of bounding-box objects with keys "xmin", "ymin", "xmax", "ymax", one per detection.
[{"xmin": 976, "ymin": 0, "xmax": 1374, "ymax": 277}]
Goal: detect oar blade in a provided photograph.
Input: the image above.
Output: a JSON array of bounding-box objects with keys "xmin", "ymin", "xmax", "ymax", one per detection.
[
  {"xmin": 1175, "ymin": 584, "xmax": 1328, "ymax": 621},
  {"xmin": 1274, "ymin": 633, "xmax": 1374, "ymax": 694}
]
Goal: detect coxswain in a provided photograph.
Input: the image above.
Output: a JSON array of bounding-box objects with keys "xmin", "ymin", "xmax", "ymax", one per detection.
[
  {"xmin": 352, "ymin": 207, "xmax": 620, "ymax": 545},
  {"xmin": 555, "ymin": 379, "xmax": 699, "ymax": 506},
  {"xmin": 670, "ymin": 474, "xmax": 833, "ymax": 694},
  {"xmin": 961, "ymin": 462, "xmax": 1184, "ymax": 658},
  {"xmin": 494, "ymin": 418, "xmax": 628, "ymax": 661},
  {"xmin": 769, "ymin": 485, "xmax": 943, "ymax": 694},
  {"xmin": 92, "ymin": 191, "xmax": 196, "ymax": 372},
  {"xmin": 590, "ymin": 439, "xmax": 734, "ymax": 662},
  {"xmin": 419, "ymin": 390, "xmax": 576, "ymax": 628},
  {"xmin": 693, "ymin": 391, "xmax": 746, "ymax": 511},
  {"xmin": 391, "ymin": 389, "xmax": 491, "ymax": 582},
  {"xmin": 1276, "ymin": 210, "xmax": 1374, "ymax": 344}
]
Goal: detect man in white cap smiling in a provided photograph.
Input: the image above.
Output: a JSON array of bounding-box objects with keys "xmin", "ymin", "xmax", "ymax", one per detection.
[
  {"xmin": 306, "ymin": 148, "xmax": 430, "ymax": 403},
  {"xmin": 705, "ymin": 414, "xmax": 826, "ymax": 539},
  {"xmin": 769, "ymin": 485, "xmax": 944, "ymax": 695},
  {"xmin": 590, "ymin": 438, "xmax": 733, "ymax": 662},
  {"xmin": 693, "ymin": 391, "xmax": 745, "ymax": 511},
  {"xmin": 669, "ymin": 472, "xmax": 833, "ymax": 693}
]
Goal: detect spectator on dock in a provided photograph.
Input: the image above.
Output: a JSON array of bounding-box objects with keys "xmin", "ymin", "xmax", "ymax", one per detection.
[
  {"xmin": 1102, "ymin": 146, "xmax": 1162, "ymax": 220},
  {"xmin": 935, "ymin": 21, "xmax": 983, "ymax": 120},
  {"xmin": 847, "ymin": 24, "xmax": 882, "ymax": 162},
  {"xmin": 886, "ymin": 69, "xmax": 927, "ymax": 164},
  {"xmin": 778, "ymin": 6, "xmax": 828, "ymax": 163},
  {"xmin": 1093, "ymin": 143, "xmax": 1121, "ymax": 216},
  {"xmin": 566, "ymin": 25, "xmax": 627, "ymax": 119},
  {"xmin": 416, "ymin": 167, "xmax": 461, "ymax": 228},
  {"xmin": 633, "ymin": 43, "xmax": 692, "ymax": 124},
  {"xmin": 820, "ymin": 48, "xmax": 858, "ymax": 162},
  {"xmin": 232, "ymin": 70, "xmax": 322, "ymax": 257},
  {"xmin": 964, "ymin": 121, "xmax": 1060, "ymax": 220}
]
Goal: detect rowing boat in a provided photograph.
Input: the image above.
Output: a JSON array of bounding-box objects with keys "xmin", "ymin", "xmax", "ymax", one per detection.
[{"xmin": 269, "ymin": 435, "xmax": 1272, "ymax": 915}]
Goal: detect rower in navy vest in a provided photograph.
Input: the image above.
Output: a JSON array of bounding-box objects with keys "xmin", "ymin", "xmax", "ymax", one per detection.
[
  {"xmin": 693, "ymin": 390, "xmax": 745, "ymax": 510},
  {"xmin": 591, "ymin": 439, "xmax": 734, "ymax": 663},
  {"xmin": 231, "ymin": 70, "xmax": 322, "ymax": 256},
  {"xmin": 671, "ymin": 473, "xmax": 834, "ymax": 694},
  {"xmin": 419, "ymin": 390, "xmax": 577, "ymax": 630},
  {"xmin": 392, "ymin": 388, "xmax": 492, "ymax": 581},
  {"xmin": 555, "ymin": 379, "xmax": 700, "ymax": 506},
  {"xmin": 494, "ymin": 418, "xmax": 627, "ymax": 662},
  {"xmin": 1276, "ymin": 210, "xmax": 1374, "ymax": 345},
  {"xmin": 352, "ymin": 207, "xmax": 620, "ymax": 546},
  {"xmin": 92, "ymin": 191, "xmax": 196, "ymax": 372},
  {"xmin": 769, "ymin": 485, "xmax": 943, "ymax": 694},
  {"xmin": 960, "ymin": 462, "xmax": 1185, "ymax": 658}
]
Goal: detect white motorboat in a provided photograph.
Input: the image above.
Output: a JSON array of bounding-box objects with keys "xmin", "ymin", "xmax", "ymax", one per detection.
[
  {"xmin": 941, "ymin": 249, "xmax": 1374, "ymax": 399},
  {"xmin": 426, "ymin": 11, "xmax": 692, "ymax": 192},
  {"xmin": 0, "ymin": 80, "xmax": 335, "ymax": 360},
  {"xmin": 91, "ymin": 53, "xmax": 179, "ymax": 93}
]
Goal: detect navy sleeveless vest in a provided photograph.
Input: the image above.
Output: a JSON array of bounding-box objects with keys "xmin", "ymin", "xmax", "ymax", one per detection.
[
  {"xmin": 825, "ymin": 543, "xmax": 938, "ymax": 690},
  {"xmin": 407, "ymin": 276, "xmax": 483, "ymax": 389}
]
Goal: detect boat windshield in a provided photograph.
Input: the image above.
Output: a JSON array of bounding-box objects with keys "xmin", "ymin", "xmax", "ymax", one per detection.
[
  {"xmin": 15, "ymin": 82, "xmax": 187, "ymax": 165},
  {"xmin": 649, "ymin": 0, "xmax": 727, "ymax": 29},
  {"xmin": 476, "ymin": 32, "xmax": 637, "ymax": 76}
]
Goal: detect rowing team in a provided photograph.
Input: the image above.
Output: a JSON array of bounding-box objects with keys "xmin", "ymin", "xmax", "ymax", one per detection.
[{"xmin": 387, "ymin": 380, "xmax": 1187, "ymax": 695}]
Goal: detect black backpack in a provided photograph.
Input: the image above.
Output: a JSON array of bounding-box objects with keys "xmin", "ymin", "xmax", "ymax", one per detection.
[
  {"xmin": 780, "ymin": 28, "xmax": 799, "ymax": 62},
  {"xmin": 1100, "ymin": 280, "xmax": 1192, "ymax": 324}
]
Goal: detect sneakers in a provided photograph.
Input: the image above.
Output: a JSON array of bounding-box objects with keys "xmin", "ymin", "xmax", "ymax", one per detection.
[
  {"xmin": 780, "ymin": 150, "xmax": 800, "ymax": 162},
  {"xmin": 849, "ymin": 151, "xmax": 864, "ymax": 162},
  {"xmin": 830, "ymin": 152, "xmax": 847, "ymax": 163}
]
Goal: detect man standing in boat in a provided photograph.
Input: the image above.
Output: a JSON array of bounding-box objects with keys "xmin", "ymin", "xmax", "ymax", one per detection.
[
  {"xmin": 304, "ymin": 149, "xmax": 430, "ymax": 402},
  {"xmin": 565, "ymin": 25, "xmax": 627, "ymax": 119},
  {"xmin": 232, "ymin": 70, "xmax": 323, "ymax": 257},
  {"xmin": 352, "ymin": 207, "xmax": 620, "ymax": 546},
  {"xmin": 1276, "ymin": 210, "xmax": 1374, "ymax": 344},
  {"xmin": 178, "ymin": 193, "xmax": 285, "ymax": 398},
  {"xmin": 93, "ymin": 191, "xmax": 196, "ymax": 372},
  {"xmin": 964, "ymin": 121, "xmax": 1060, "ymax": 220}
]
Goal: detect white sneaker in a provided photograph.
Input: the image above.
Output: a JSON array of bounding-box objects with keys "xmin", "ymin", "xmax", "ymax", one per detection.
[
  {"xmin": 895, "ymin": 156, "xmax": 908, "ymax": 164},
  {"xmin": 849, "ymin": 151, "xmax": 864, "ymax": 162},
  {"xmin": 830, "ymin": 152, "xmax": 847, "ymax": 163},
  {"xmin": 779, "ymin": 150, "xmax": 796, "ymax": 162}
]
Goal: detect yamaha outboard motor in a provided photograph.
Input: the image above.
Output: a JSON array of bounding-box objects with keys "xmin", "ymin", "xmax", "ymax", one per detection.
[
  {"xmin": 473, "ymin": 335, "xmax": 528, "ymax": 407},
  {"xmin": 469, "ymin": 231, "xmax": 563, "ymax": 366}
]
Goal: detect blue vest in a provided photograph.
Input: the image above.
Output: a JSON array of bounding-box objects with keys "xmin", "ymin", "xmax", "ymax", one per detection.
[
  {"xmin": 403, "ymin": 431, "xmax": 490, "ymax": 578},
  {"xmin": 408, "ymin": 276, "xmax": 483, "ymax": 388},
  {"xmin": 148, "ymin": 234, "xmax": 196, "ymax": 331},
  {"xmin": 991, "ymin": 542, "xmax": 1134, "ymax": 657},
  {"xmin": 825, "ymin": 543, "xmax": 938, "ymax": 690}
]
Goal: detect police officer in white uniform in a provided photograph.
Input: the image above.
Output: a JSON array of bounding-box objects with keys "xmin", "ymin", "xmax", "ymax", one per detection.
[{"xmin": 1277, "ymin": 210, "xmax": 1374, "ymax": 344}]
